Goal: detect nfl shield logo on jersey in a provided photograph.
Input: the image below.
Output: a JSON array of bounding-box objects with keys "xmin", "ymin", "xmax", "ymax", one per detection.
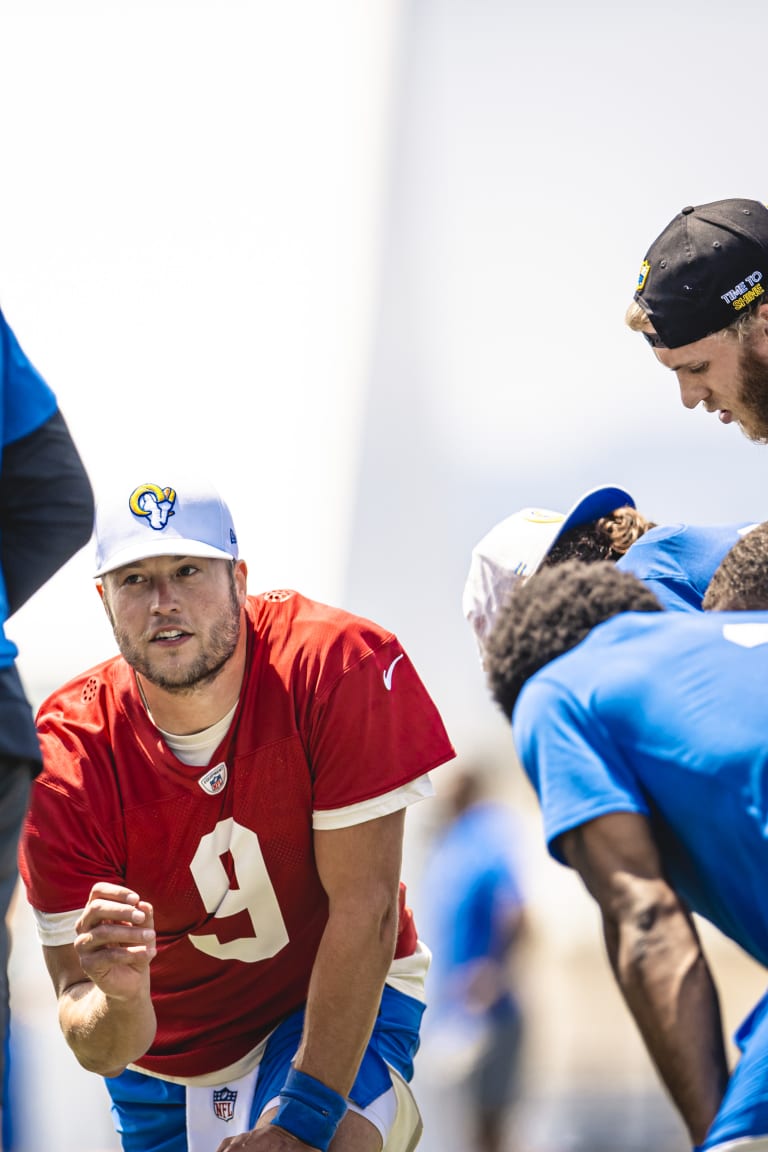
[
  {"xmin": 198, "ymin": 761, "xmax": 228, "ymax": 795},
  {"xmin": 213, "ymin": 1086, "xmax": 237, "ymax": 1122}
]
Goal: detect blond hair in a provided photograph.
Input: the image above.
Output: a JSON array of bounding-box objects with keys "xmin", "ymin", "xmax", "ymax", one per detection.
[{"xmin": 597, "ymin": 506, "xmax": 656, "ymax": 556}]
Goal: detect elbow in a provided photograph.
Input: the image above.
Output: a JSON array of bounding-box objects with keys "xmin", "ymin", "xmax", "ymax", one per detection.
[
  {"xmin": 66, "ymin": 1032, "xmax": 149, "ymax": 1079},
  {"xmin": 77, "ymin": 1054, "xmax": 128, "ymax": 1078},
  {"xmin": 102, "ymin": 1063, "xmax": 130, "ymax": 1079},
  {"xmin": 64, "ymin": 1026, "xmax": 131, "ymax": 1077},
  {"xmin": 59, "ymin": 988, "xmax": 156, "ymax": 1078}
]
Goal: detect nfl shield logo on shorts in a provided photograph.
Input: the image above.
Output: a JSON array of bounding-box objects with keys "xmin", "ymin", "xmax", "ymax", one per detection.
[{"xmin": 213, "ymin": 1086, "xmax": 237, "ymax": 1122}]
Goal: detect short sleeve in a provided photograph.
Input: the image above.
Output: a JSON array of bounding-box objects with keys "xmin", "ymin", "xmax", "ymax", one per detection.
[
  {"xmin": 306, "ymin": 634, "xmax": 455, "ymax": 812},
  {"xmin": 19, "ymin": 723, "xmax": 126, "ymax": 917},
  {"xmin": 513, "ymin": 674, "xmax": 649, "ymax": 865}
]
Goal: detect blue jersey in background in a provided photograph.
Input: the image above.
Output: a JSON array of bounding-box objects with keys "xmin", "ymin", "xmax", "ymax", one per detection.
[{"xmin": 618, "ymin": 522, "xmax": 758, "ymax": 611}]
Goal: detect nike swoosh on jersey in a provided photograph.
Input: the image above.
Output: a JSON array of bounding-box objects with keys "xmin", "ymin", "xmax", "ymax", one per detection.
[{"xmin": 383, "ymin": 653, "xmax": 405, "ymax": 691}]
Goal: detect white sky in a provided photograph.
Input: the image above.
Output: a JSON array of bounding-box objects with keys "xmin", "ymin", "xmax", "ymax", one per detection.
[
  {"xmin": 1, "ymin": 1, "xmax": 402, "ymax": 693},
  {"xmin": 387, "ymin": 0, "xmax": 768, "ymax": 489}
]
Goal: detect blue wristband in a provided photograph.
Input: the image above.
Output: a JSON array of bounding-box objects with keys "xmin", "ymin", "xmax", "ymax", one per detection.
[{"xmin": 271, "ymin": 1068, "xmax": 348, "ymax": 1151}]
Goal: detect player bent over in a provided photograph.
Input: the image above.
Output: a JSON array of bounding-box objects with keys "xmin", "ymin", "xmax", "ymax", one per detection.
[{"xmin": 483, "ymin": 550, "xmax": 768, "ymax": 1152}]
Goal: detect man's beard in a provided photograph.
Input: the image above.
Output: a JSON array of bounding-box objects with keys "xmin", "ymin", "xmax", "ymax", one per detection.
[
  {"xmin": 110, "ymin": 580, "xmax": 242, "ymax": 694},
  {"xmin": 737, "ymin": 339, "xmax": 768, "ymax": 444}
]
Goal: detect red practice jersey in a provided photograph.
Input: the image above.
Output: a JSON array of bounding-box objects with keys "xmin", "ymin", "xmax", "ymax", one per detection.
[{"xmin": 20, "ymin": 591, "xmax": 455, "ymax": 1078}]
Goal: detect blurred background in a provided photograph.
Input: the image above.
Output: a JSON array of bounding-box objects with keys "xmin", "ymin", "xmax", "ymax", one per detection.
[{"xmin": 1, "ymin": 1, "xmax": 767, "ymax": 1148}]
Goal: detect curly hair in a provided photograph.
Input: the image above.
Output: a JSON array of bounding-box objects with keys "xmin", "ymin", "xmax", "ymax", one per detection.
[
  {"xmin": 702, "ymin": 522, "xmax": 768, "ymax": 610},
  {"xmin": 544, "ymin": 506, "xmax": 657, "ymax": 567},
  {"xmin": 484, "ymin": 559, "xmax": 663, "ymax": 717}
]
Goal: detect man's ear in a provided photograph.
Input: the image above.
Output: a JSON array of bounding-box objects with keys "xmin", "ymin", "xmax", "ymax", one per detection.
[
  {"xmin": 96, "ymin": 580, "xmax": 116, "ymax": 626},
  {"xmin": 756, "ymin": 302, "xmax": 768, "ymax": 341},
  {"xmin": 234, "ymin": 560, "xmax": 248, "ymax": 604},
  {"xmin": 96, "ymin": 582, "xmax": 111, "ymax": 618}
]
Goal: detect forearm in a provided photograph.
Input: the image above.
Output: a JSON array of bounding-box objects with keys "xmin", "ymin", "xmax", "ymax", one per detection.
[
  {"xmin": 606, "ymin": 907, "xmax": 728, "ymax": 1144},
  {"xmin": 562, "ymin": 814, "xmax": 730, "ymax": 1147},
  {"xmin": 293, "ymin": 896, "xmax": 398, "ymax": 1096},
  {"xmin": 58, "ymin": 978, "xmax": 156, "ymax": 1076}
]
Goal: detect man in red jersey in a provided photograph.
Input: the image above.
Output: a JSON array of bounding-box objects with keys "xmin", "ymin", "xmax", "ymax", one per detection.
[{"xmin": 19, "ymin": 472, "xmax": 455, "ymax": 1152}]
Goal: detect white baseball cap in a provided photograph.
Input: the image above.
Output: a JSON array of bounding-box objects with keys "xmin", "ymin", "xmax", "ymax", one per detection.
[
  {"xmin": 463, "ymin": 485, "xmax": 635, "ymax": 645},
  {"xmin": 94, "ymin": 475, "xmax": 239, "ymax": 577}
]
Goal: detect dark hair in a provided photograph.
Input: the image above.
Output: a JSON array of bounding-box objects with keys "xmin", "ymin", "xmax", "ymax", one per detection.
[
  {"xmin": 544, "ymin": 506, "xmax": 657, "ymax": 567},
  {"xmin": 485, "ymin": 559, "xmax": 663, "ymax": 717},
  {"xmin": 703, "ymin": 522, "xmax": 768, "ymax": 610}
]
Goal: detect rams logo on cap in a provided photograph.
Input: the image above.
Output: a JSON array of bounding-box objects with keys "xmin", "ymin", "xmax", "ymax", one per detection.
[
  {"xmin": 636, "ymin": 259, "xmax": 650, "ymax": 293},
  {"xmin": 129, "ymin": 484, "xmax": 177, "ymax": 531}
]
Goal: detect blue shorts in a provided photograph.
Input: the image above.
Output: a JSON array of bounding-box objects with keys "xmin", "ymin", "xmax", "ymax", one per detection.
[
  {"xmin": 699, "ymin": 987, "xmax": 768, "ymax": 1150},
  {"xmin": 105, "ymin": 985, "xmax": 424, "ymax": 1151}
]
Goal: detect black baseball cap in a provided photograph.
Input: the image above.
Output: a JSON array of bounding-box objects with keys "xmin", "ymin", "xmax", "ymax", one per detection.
[{"xmin": 633, "ymin": 198, "xmax": 768, "ymax": 349}]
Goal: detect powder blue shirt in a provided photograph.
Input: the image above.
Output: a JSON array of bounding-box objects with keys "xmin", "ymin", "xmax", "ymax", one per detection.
[
  {"xmin": 422, "ymin": 801, "xmax": 524, "ymax": 1025},
  {"xmin": 513, "ymin": 610, "xmax": 768, "ymax": 966}
]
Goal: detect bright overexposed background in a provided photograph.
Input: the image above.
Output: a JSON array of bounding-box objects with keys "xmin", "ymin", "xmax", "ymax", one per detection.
[{"xmin": 2, "ymin": 2, "xmax": 767, "ymax": 1149}]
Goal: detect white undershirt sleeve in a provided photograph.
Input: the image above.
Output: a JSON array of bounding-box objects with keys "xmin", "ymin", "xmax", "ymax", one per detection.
[{"xmin": 311, "ymin": 773, "xmax": 434, "ymax": 830}]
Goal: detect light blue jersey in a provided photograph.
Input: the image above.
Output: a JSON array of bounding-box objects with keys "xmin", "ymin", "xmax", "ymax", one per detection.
[
  {"xmin": 423, "ymin": 802, "xmax": 523, "ymax": 985},
  {"xmin": 420, "ymin": 803, "xmax": 525, "ymax": 1119},
  {"xmin": 617, "ymin": 522, "xmax": 758, "ymax": 611},
  {"xmin": 513, "ymin": 609, "xmax": 768, "ymax": 1149}
]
